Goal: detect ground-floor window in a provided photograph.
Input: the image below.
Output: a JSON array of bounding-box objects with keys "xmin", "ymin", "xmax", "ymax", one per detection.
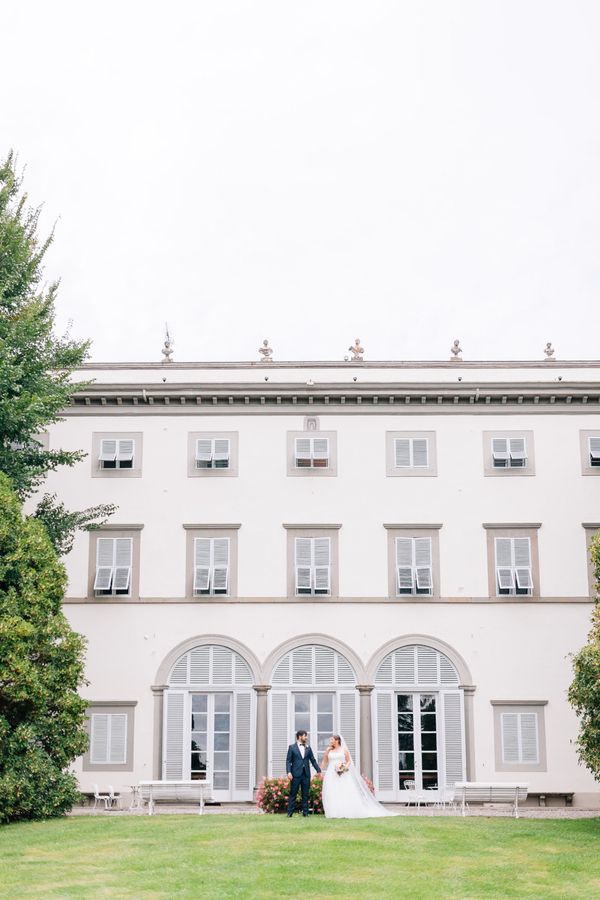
[
  {"xmin": 397, "ymin": 693, "xmax": 438, "ymax": 791},
  {"xmin": 190, "ymin": 693, "xmax": 232, "ymax": 790},
  {"xmin": 293, "ymin": 692, "xmax": 335, "ymax": 755}
]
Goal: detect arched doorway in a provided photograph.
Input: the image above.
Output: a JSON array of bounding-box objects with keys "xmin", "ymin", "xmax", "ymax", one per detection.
[
  {"xmin": 268, "ymin": 643, "xmax": 359, "ymax": 775},
  {"xmin": 163, "ymin": 643, "xmax": 255, "ymax": 801},
  {"xmin": 372, "ymin": 643, "xmax": 466, "ymax": 801}
]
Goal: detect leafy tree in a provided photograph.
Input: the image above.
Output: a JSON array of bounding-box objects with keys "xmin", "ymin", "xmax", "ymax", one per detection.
[
  {"xmin": 569, "ymin": 532, "xmax": 600, "ymax": 779},
  {"xmin": 0, "ymin": 473, "xmax": 88, "ymax": 823},
  {"xmin": 0, "ymin": 151, "xmax": 114, "ymax": 551}
]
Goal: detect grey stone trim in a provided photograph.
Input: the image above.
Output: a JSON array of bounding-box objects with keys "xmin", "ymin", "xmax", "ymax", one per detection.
[
  {"xmin": 184, "ymin": 527, "xmax": 239, "ymax": 598},
  {"xmin": 491, "ymin": 700, "xmax": 548, "ymax": 706},
  {"xmin": 383, "ymin": 523, "xmax": 443, "ymax": 530},
  {"xmin": 151, "ymin": 686, "xmax": 165, "ymax": 780},
  {"xmin": 385, "ymin": 527, "xmax": 441, "ymax": 599},
  {"xmin": 62, "ymin": 595, "xmax": 593, "ymax": 605},
  {"xmin": 283, "ymin": 523, "xmax": 342, "ymax": 530},
  {"xmin": 492, "ymin": 703, "xmax": 548, "ymax": 773},
  {"xmin": 79, "ymin": 360, "xmax": 600, "ymax": 370},
  {"xmin": 262, "ymin": 633, "xmax": 366, "ymax": 684},
  {"xmin": 583, "ymin": 525, "xmax": 600, "ymax": 597},
  {"xmin": 84, "ymin": 700, "xmax": 138, "ymax": 707},
  {"xmin": 153, "ymin": 635, "xmax": 261, "ymax": 685},
  {"xmin": 485, "ymin": 527, "xmax": 541, "ymax": 598},
  {"xmin": 187, "ymin": 431, "xmax": 239, "ymax": 477},
  {"xmin": 82, "ymin": 703, "xmax": 136, "ymax": 772},
  {"xmin": 482, "ymin": 430, "xmax": 536, "ymax": 477},
  {"xmin": 93, "ymin": 523, "xmax": 145, "ymax": 531},
  {"xmin": 91, "ymin": 431, "xmax": 143, "ymax": 478},
  {"xmin": 285, "ymin": 527, "xmax": 340, "ymax": 598},
  {"xmin": 183, "ymin": 523, "xmax": 241, "ymax": 530},
  {"xmin": 366, "ymin": 634, "xmax": 473, "ymax": 686},
  {"xmin": 579, "ymin": 430, "xmax": 600, "ymax": 475},
  {"xmin": 88, "ymin": 528, "xmax": 142, "ymax": 600},
  {"xmin": 483, "ymin": 523, "xmax": 542, "ymax": 529},
  {"xmin": 385, "ymin": 431, "xmax": 438, "ymax": 477},
  {"xmin": 358, "ymin": 686, "xmax": 374, "ymax": 781},
  {"xmin": 286, "ymin": 430, "xmax": 338, "ymax": 477}
]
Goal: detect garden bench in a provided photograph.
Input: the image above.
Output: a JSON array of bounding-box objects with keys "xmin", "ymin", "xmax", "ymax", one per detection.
[
  {"xmin": 137, "ymin": 780, "xmax": 212, "ymax": 815},
  {"xmin": 454, "ymin": 782, "xmax": 528, "ymax": 818}
]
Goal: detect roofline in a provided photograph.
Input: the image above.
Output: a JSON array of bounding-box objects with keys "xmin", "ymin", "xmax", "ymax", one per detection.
[{"xmin": 79, "ymin": 359, "xmax": 600, "ymax": 370}]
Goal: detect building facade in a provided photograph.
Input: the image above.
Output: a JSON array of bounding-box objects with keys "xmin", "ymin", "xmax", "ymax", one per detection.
[{"xmin": 42, "ymin": 359, "xmax": 600, "ymax": 806}]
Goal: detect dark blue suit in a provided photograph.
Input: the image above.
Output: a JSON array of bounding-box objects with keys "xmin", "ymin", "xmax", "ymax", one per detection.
[{"xmin": 286, "ymin": 742, "xmax": 321, "ymax": 816}]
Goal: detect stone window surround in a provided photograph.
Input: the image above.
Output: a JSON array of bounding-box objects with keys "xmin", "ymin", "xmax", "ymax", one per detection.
[
  {"xmin": 583, "ymin": 524, "xmax": 599, "ymax": 597},
  {"xmin": 385, "ymin": 431, "xmax": 438, "ymax": 477},
  {"xmin": 484, "ymin": 524, "xmax": 541, "ymax": 598},
  {"xmin": 91, "ymin": 432, "xmax": 143, "ymax": 478},
  {"xmin": 580, "ymin": 430, "xmax": 600, "ymax": 476},
  {"xmin": 287, "ymin": 431, "xmax": 338, "ymax": 477},
  {"xmin": 284, "ymin": 525, "xmax": 341, "ymax": 598},
  {"xmin": 81, "ymin": 701, "xmax": 137, "ymax": 772},
  {"xmin": 184, "ymin": 524, "xmax": 240, "ymax": 598},
  {"xmin": 87, "ymin": 525, "xmax": 143, "ymax": 600},
  {"xmin": 384, "ymin": 524, "xmax": 442, "ymax": 598},
  {"xmin": 187, "ymin": 431, "xmax": 239, "ymax": 477},
  {"xmin": 482, "ymin": 430, "xmax": 535, "ymax": 477},
  {"xmin": 491, "ymin": 700, "xmax": 547, "ymax": 772}
]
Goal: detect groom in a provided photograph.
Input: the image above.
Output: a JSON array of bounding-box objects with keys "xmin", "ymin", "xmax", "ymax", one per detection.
[{"xmin": 286, "ymin": 730, "xmax": 321, "ymax": 817}]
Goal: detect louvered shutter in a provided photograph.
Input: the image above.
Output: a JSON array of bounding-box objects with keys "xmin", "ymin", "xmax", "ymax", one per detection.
[
  {"xmin": 520, "ymin": 713, "xmax": 539, "ymax": 763},
  {"xmin": 234, "ymin": 692, "xmax": 253, "ymax": 795},
  {"xmin": 412, "ymin": 439, "xmax": 429, "ymax": 468},
  {"xmin": 501, "ymin": 713, "xmax": 520, "ymax": 763},
  {"xmin": 295, "ymin": 538, "xmax": 312, "ymax": 593},
  {"xmin": 396, "ymin": 537, "xmax": 413, "ymax": 592},
  {"xmin": 338, "ymin": 692, "xmax": 358, "ymax": 766},
  {"xmin": 315, "ymin": 646, "xmax": 335, "ymax": 684},
  {"xmin": 590, "ymin": 437, "xmax": 600, "ymax": 463},
  {"xmin": 90, "ymin": 713, "xmax": 109, "ymax": 763},
  {"xmin": 194, "ymin": 538, "xmax": 211, "ymax": 592},
  {"xmin": 492, "ymin": 437, "xmax": 509, "ymax": 465},
  {"xmin": 417, "ymin": 645, "xmax": 438, "ymax": 684},
  {"xmin": 94, "ymin": 538, "xmax": 115, "ymax": 590},
  {"xmin": 99, "ymin": 439, "xmax": 117, "ymax": 462},
  {"xmin": 495, "ymin": 537, "xmax": 515, "ymax": 592},
  {"xmin": 395, "ymin": 646, "xmax": 416, "ymax": 683},
  {"xmin": 109, "ymin": 714, "xmax": 128, "ymax": 763},
  {"xmin": 514, "ymin": 538, "xmax": 532, "ymax": 592},
  {"xmin": 292, "ymin": 646, "xmax": 314, "ymax": 684},
  {"xmin": 295, "ymin": 438, "xmax": 311, "ymax": 466},
  {"xmin": 441, "ymin": 691, "xmax": 465, "ymax": 787},
  {"xmin": 212, "ymin": 538, "xmax": 230, "ymax": 593},
  {"xmin": 314, "ymin": 537, "xmax": 331, "ymax": 593},
  {"xmin": 213, "ymin": 439, "xmax": 230, "ymax": 466},
  {"xmin": 509, "ymin": 437, "xmax": 526, "ymax": 465},
  {"xmin": 189, "ymin": 646, "xmax": 210, "ymax": 684},
  {"xmin": 212, "ymin": 646, "xmax": 233, "ymax": 684},
  {"xmin": 117, "ymin": 439, "xmax": 134, "ymax": 464},
  {"xmin": 394, "ymin": 439, "xmax": 411, "ymax": 467},
  {"xmin": 196, "ymin": 439, "xmax": 213, "ymax": 464},
  {"xmin": 270, "ymin": 692, "xmax": 290, "ymax": 776},
  {"xmin": 163, "ymin": 691, "xmax": 187, "ymax": 779},
  {"xmin": 375, "ymin": 692, "xmax": 394, "ymax": 796},
  {"xmin": 113, "ymin": 538, "xmax": 132, "ymax": 592},
  {"xmin": 313, "ymin": 438, "xmax": 329, "ymax": 466},
  {"xmin": 414, "ymin": 537, "xmax": 432, "ymax": 593}
]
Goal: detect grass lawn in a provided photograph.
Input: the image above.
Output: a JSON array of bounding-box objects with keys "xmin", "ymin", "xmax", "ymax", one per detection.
[{"xmin": 1, "ymin": 815, "xmax": 599, "ymax": 899}]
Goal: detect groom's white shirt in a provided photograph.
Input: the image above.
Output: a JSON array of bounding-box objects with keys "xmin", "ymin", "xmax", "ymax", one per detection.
[{"xmin": 296, "ymin": 742, "xmax": 305, "ymax": 758}]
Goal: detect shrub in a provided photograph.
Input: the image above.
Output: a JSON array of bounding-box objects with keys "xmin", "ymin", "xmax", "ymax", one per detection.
[{"xmin": 256, "ymin": 772, "xmax": 375, "ymax": 813}]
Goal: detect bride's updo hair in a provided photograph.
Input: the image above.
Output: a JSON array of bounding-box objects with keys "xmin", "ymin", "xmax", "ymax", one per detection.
[{"xmin": 331, "ymin": 734, "xmax": 342, "ymax": 746}]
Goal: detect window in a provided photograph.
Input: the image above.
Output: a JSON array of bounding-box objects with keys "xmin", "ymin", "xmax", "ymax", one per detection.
[
  {"xmin": 494, "ymin": 537, "xmax": 532, "ymax": 596},
  {"xmin": 287, "ymin": 431, "xmax": 337, "ymax": 477},
  {"xmin": 88, "ymin": 527, "xmax": 142, "ymax": 599},
  {"xmin": 295, "ymin": 537, "xmax": 331, "ymax": 595},
  {"xmin": 295, "ymin": 437, "xmax": 329, "ymax": 469},
  {"xmin": 187, "ymin": 432, "xmax": 238, "ymax": 477},
  {"xmin": 583, "ymin": 525, "xmax": 600, "ymax": 597},
  {"xmin": 82, "ymin": 702, "xmax": 136, "ymax": 772},
  {"xmin": 92, "ymin": 432, "xmax": 143, "ymax": 478},
  {"xmin": 196, "ymin": 438, "xmax": 230, "ymax": 469},
  {"xmin": 580, "ymin": 431, "xmax": 600, "ymax": 475},
  {"xmin": 93, "ymin": 537, "xmax": 133, "ymax": 595},
  {"xmin": 483, "ymin": 431, "xmax": 534, "ymax": 476},
  {"xmin": 386, "ymin": 432, "xmax": 437, "ymax": 477},
  {"xmin": 184, "ymin": 526, "xmax": 239, "ymax": 598},
  {"xmin": 492, "ymin": 702, "xmax": 547, "ymax": 772},
  {"xmin": 396, "ymin": 537, "xmax": 433, "ymax": 596},
  {"xmin": 193, "ymin": 537, "xmax": 229, "ymax": 595}
]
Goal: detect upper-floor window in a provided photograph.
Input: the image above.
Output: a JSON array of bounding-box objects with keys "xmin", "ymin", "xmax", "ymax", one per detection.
[
  {"xmin": 295, "ymin": 537, "xmax": 331, "ymax": 595},
  {"xmin": 193, "ymin": 537, "xmax": 230, "ymax": 595},
  {"xmin": 494, "ymin": 537, "xmax": 532, "ymax": 596},
  {"xmin": 94, "ymin": 537, "xmax": 133, "ymax": 596},
  {"xmin": 92, "ymin": 432, "xmax": 143, "ymax": 478},
  {"xmin": 99, "ymin": 438, "xmax": 134, "ymax": 469},
  {"xmin": 295, "ymin": 437, "xmax": 329, "ymax": 469},
  {"xmin": 287, "ymin": 426, "xmax": 337, "ymax": 477},
  {"xmin": 196, "ymin": 438, "xmax": 230, "ymax": 470},
  {"xmin": 395, "ymin": 536, "xmax": 433, "ymax": 596},
  {"xmin": 591, "ymin": 437, "xmax": 600, "ymax": 467},
  {"xmin": 483, "ymin": 431, "xmax": 535, "ymax": 477},
  {"xmin": 386, "ymin": 432, "xmax": 437, "ymax": 477},
  {"xmin": 580, "ymin": 432, "xmax": 600, "ymax": 474}
]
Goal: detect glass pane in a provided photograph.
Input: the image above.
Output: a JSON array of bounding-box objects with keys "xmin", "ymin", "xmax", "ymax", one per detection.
[
  {"xmin": 214, "ymin": 694, "xmax": 230, "ymax": 713},
  {"xmin": 295, "ymin": 695, "xmax": 310, "ymax": 713},
  {"xmin": 192, "ymin": 695, "xmax": 208, "ymax": 712},
  {"xmin": 398, "ymin": 752, "xmax": 414, "ymax": 771},
  {"xmin": 421, "ymin": 714, "xmax": 437, "ymax": 732},
  {"xmin": 213, "ymin": 751, "xmax": 230, "ymax": 770},
  {"xmin": 191, "ymin": 736, "xmax": 207, "ymax": 753},
  {"xmin": 214, "ymin": 733, "xmax": 230, "ymax": 751},
  {"xmin": 295, "ymin": 714, "xmax": 310, "ymax": 733},
  {"xmin": 399, "ymin": 775, "xmax": 415, "ymax": 789},
  {"xmin": 191, "ymin": 752, "xmax": 207, "ymax": 771},
  {"xmin": 398, "ymin": 733, "xmax": 414, "ymax": 751},
  {"xmin": 420, "ymin": 695, "xmax": 436, "ymax": 713},
  {"xmin": 397, "ymin": 713, "xmax": 414, "ymax": 731},
  {"xmin": 317, "ymin": 694, "xmax": 334, "ymax": 712},
  {"xmin": 191, "ymin": 713, "xmax": 207, "ymax": 731},
  {"xmin": 422, "ymin": 773, "xmax": 438, "ymax": 789},
  {"xmin": 214, "ymin": 773, "xmax": 229, "ymax": 789},
  {"xmin": 421, "ymin": 753, "xmax": 438, "ymax": 771},
  {"xmin": 214, "ymin": 714, "xmax": 230, "ymax": 732},
  {"xmin": 317, "ymin": 714, "xmax": 333, "ymax": 732},
  {"xmin": 317, "ymin": 733, "xmax": 330, "ymax": 753},
  {"xmin": 397, "ymin": 695, "xmax": 413, "ymax": 712},
  {"xmin": 421, "ymin": 732, "xmax": 437, "ymax": 751}
]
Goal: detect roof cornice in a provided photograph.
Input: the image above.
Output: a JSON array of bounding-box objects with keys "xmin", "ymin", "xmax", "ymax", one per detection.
[{"xmin": 80, "ymin": 359, "xmax": 600, "ymax": 370}]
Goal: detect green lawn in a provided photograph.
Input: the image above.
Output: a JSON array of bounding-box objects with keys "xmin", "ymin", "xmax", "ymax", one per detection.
[{"xmin": 1, "ymin": 815, "xmax": 599, "ymax": 899}]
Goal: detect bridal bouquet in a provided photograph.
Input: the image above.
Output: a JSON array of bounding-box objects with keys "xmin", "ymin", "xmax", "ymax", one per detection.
[{"xmin": 335, "ymin": 762, "xmax": 350, "ymax": 776}]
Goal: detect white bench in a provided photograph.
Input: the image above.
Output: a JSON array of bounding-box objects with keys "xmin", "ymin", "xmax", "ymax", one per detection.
[
  {"xmin": 137, "ymin": 780, "xmax": 213, "ymax": 815},
  {"xmin": 454, "ymin": 782, "xmax": 529, "ymax": 818}
]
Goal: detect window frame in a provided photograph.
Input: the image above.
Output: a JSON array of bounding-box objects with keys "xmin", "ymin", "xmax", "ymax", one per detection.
[
  {"xmin": 184, "ymin": 525, "xmax": 240, "ymax": 599},
  {"xmin": 287, "ymin": 432, "xmax": 337, "ymax": 477},
  {"xmin": 484, "ymin": 525, "xmax": 541, "ymax": 598},
  {"xmin": 87, "ymin": 527, "xmax": 142, "ymax": 600},
  {"xmin": 284, "ymin": 526, "xmax": 340, "ymax": 598},
  {"xmin": 385, "ymin": 432, "xmax": 437, "ymax": 477},
  {"xmin": 491, "ymin": 701, "xmax": 547, "ymax": 772},
  {"xmin": 81, "ymin": 702, "xmax": 136, "ymax": 772},
  {"xmin": 187, "ymin": 432, "xmax": 239, "ymax": 477},
  {"xmin": 580, "ymin": 431, "xmax": 600, "ymax": 476},
  {"xmin": 482, "ymin": 431, "xmax": 535, "ymax": 477},
  {"xmin": 385, "ymin": 526, "xmax": 441, "ymax": 598},
  {"xmin": 91, "ymin": 432, "xmax": 143, "ymax": 478},
  {"xmin": 583, "ymin": 524, "xmax": 600, "ymax": 597}
]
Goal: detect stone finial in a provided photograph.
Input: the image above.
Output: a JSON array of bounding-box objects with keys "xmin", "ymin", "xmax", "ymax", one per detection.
[
  {"xmin": 544, "ymin": 342, "xmax": 555, "ymax": 360},
  {"xmin": 450, "ymin": 339, "xmax": 462, "ymax": 360},
  {"xmin": 259, "ymin": 339, "xmax": 273, "ymax": 362},
  {"xmin": 161, "ymin": 324, "xmax": 174, "ymax": 363},
  {"xmin": 348, "ymin": 338, "xmax": 364, "ymax": 361}
]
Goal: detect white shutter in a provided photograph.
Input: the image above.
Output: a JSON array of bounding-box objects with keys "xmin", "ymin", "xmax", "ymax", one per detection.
[
  {"xmin": 90, "ymin": 713, "xmax": 109, "ymax": 763},
  {"xmin": 94, "ymin": 538, "xmax": 115, "ymax": 590},
  {"xmin": 98, "ymin": 439, "xmax": 117, "ymax": 462},
  {"xmin": 292, "ymin": 647, "xmax": 314, "ymax": 684},
  {"xmin": 396, "ymin": 537, "xmax": 414, "ymax": 593},
  {"xmin": 514, "ymin": 538, "xmax": 532, "ymax": 593},
  {"xmin": 492, "ymin": 437, "xmax": 509, "ymax": 464},
  {"xmin": 315, "ymin": 646, "xmax": 335, "ymax": 684},
  {"xmin": 196, "ymin": 439, "xmax": 213, "ymax": 464},
  {"xmin": 414, "ymin": 537, "xmax": 432, "ymax": 593},
  {"xmin": 375, "ymin": 691, "xmax": 394, "ymax": 795},
  {"xmin": 234, "ymin": 691, "xmax": 253, "ymax": 794},
  {"xmin": 509, "ymin": 437, "xmax": 527, "ymax": 465},
  {"xmin": 495, "ymin": 538, "xmax": 512, "ymax": 567},
  {"xmin": 495, "ymin": 537, "xmax": 514, "ymax": 593},
  {"xmin": 501, "ymin": 713, "xmax": 520, "ymax": 763},
  {"xmin": 520, "ymin": 713, "xmax": 539, "ymax": 763},
  {"xmin": 109, "ymin": 713, "xmax": 127, "ymax": 764},
  {"xmin": 314, "ymin": 537, "xmax": 331, "ymax": 593},
  {"xmin": 189, "ymin": 646, "xmax": 210, "ymax": 684},
  {"xmin": 338, "ymin": 691, "xmax": 358, "ymax": 767},
  {"xmin": 213, "ymin": 439, "xmax": 230, "ymax": 465},
  {"xmin": 417, "ymin": 645, "xmax": 438, "ymax": 684},
  {"xmin": 212, "ymin": 538, "xmax": 230, "ymax": 593},
  {"xmin": 590, "ymin": 437, "xmax": 600, "ymax": 462},
  {"xmin": 295, "ymin": 538, "xmax": 312, "ymax": 593},
  {"xmin": 163, "ymin": 691, "xmax": 187, "ymax": 779},
  {"xmin": 270, "ymin": 692, "xmax": 290, "ymax": 777},
  {"xmin": 441, "ymin": 691, "xmax": 465, "ymax": 787},
  {"xmin": 394, "ymin": 439, "xmax": 411, "ymax": 467},
  {"xmin": 312, "ymin": 438, "xmax": 329, "ymax": 465},
  {"xmin": 412, "ymin": 439, "xmax": 429, "ymax": 468},
  {"xmin": 117, "ymin": 439, "xmax": 134, "ymax": 463},
  {"xmin": 113, "ymin": 538, "xmax": 132, "ymax": 592},
  {"xmin": 194, "ymin": 538, "xmax": 211, "ymax": 592},
  {"xmin": 395, "ymin": 646, "xmax": 416, "ymax": 684},
  {"xmin": 295, "ymin": 438, "xmax": 311, "ymax": 465}
]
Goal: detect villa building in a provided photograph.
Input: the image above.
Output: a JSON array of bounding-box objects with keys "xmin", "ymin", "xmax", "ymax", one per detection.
[{"xmin": 41, "ymin": 354, "xmax": 600, "ymax": 806}]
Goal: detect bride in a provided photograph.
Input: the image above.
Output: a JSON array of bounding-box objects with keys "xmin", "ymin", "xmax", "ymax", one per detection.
[{"xmin": 321, "ymin": 734, "xmax": 395, "ymax": 818}]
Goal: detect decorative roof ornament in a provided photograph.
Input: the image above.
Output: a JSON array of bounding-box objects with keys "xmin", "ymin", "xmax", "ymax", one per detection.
[
  {"xmin": 450, "ymin": 339, "xmax": 462, "ymax": 361},
  {"xmin": 259, "ymin": 338, "xmax": 273, "ymax": 362},
  {"xmin": 348, "ymin": 338, "xmax": 364, "ymax": 361},
  {"xmin": 161, "ymin": 323, "xmax": 174, "ymax": 363},
  {"xmin": 544, "ymin": 342, "xmax": 555, "ymax": 360}
]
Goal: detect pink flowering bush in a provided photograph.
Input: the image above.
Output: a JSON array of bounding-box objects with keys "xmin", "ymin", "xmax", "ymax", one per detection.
[{"xmin": 256, "ymin": 772, "xmax": 375, "ymax": 813}]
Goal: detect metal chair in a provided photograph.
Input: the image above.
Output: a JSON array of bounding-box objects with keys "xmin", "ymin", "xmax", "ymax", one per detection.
[{"xmin": 93, "ymin": 784, "xmax": 112, "ymax": 810}]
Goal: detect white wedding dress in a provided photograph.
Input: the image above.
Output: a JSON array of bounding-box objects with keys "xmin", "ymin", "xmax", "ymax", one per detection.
[{"xmin": 322, "ymin": 748, "xmax": 395, "ymax": 818}]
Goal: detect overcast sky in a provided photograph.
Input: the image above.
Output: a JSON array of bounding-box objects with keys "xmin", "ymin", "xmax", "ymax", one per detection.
[{"xmin": 2, "ymin": 2, "xmax": 600, "ymax": 363}]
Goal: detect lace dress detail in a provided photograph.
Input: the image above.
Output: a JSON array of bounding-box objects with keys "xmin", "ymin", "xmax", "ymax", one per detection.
[{"xmin": 322, "ymin": 748, "xmax": 394, "ymax": 818}]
